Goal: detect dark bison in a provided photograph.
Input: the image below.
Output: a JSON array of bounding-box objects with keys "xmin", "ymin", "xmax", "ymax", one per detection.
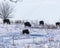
[
  {"xmin": 22, "ymin": 29, "xmax": 29, "ymax": 34},
  {"xmin": 56, "ymin": 22, "xmax": 60, "ymax": 26},
  {"xmin": 24, "ymin": 22, "xmax": 31, "ymax": 27},
  {"xmin": 3, "ymin": 19, "xmax": 10, "ymax": 24},
  {"xmin": 39, "ymin": 21, "xmax": 44, "ymax": 26}
]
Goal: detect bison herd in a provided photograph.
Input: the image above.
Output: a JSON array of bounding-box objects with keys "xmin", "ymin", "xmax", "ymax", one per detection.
[
  {"xmin": 2, "ymin": 19, "xmax": 60, "ymax": 27},
  {"xmin": 2, "ymin": 19, "xmax": 60, "ymax": 35}
]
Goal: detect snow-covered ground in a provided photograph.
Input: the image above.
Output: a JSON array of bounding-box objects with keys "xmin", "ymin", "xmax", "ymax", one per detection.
[{"xmin": 0, "ymin": 24, "xmax": 60, "ymax": 48}]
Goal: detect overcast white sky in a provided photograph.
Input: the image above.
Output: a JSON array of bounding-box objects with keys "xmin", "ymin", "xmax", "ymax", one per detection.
[{"xmin": 0, "ymin": 0, "xmax": 60, "ymax": 24}]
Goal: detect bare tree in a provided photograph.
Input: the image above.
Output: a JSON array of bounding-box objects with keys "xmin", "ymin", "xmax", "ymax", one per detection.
[
  {"xmin": 0, "ymin": 2, "xmax": 13, "ymax": 19},
  {"xmin": 0, "ymin": 1, "xmax": 14, "ymax": 24}
]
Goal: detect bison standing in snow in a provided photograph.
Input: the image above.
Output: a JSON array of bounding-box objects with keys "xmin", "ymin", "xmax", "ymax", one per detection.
[
  {"xmin": 3, "ymin": 19, "xmax": 10, "ymax": 24},
  {"xmin": 24, "ymin": 22, "xmax": 31, "ymax": 27},
  {"xmin": 39, "ymin": 21, "xmax": 44, "ymax": 26},
  {"xmin": 22, "ymin": 29, "xmax": 29, "ymax": 34},
  {"xmin": 56, "ymin": 22, "xmax": 60, "ymax": 26}
]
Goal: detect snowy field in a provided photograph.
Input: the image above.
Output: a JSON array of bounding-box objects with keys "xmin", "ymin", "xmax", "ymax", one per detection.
[{"xmin": 0, "ymin": 24, "xmax": 60, "ymax": 48}]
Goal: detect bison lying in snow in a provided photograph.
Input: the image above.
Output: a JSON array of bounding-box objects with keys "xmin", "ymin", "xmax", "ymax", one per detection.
[
  {"xmin": 39, "ymin": 21, "xmax": 44, "ymax": 26},
  {"xmin": 22, "ymin": 29, "xmax": 29, "ymax": 34},
  {"xmin": 56, "ymin": 22, "xmax": 60, "ymax": 26},
  {"xmin": 3, "ymin": 19, "xmax": 10, "ymax": 24},
  {"xmin": 24, "ymin": 22, "xmax": 31, "ymax": 27}
]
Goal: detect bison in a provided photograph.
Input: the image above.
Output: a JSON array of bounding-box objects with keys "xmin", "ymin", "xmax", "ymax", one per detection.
[
  {"xmin": 22, "ymin": 29, "xmax": 29, "ymax": 34},
  {"xmin": 39, "ymin": 21, "xmax": 44, "ymax": 26},
  {"xmin": 56, "ymin": 22, "xmax": 60, "ymax": 26},
  {"xmin": 24, "ymin": 22, "xmax": 31, "ymax": 27},
  {"xmin": 3, "ymin": 19, "xmax": 10, "ymax": 24}
]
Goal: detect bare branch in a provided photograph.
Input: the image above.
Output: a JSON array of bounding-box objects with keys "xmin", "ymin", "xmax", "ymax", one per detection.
[{"xmin": 0, "ymin": 1, "xmax": 14, "ymax": 19}]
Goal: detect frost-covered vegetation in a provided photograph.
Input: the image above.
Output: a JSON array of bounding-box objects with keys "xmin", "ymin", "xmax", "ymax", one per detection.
[{"xmin": 0, "ymin": 21, "xmax": 60, "ymax": 48}]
